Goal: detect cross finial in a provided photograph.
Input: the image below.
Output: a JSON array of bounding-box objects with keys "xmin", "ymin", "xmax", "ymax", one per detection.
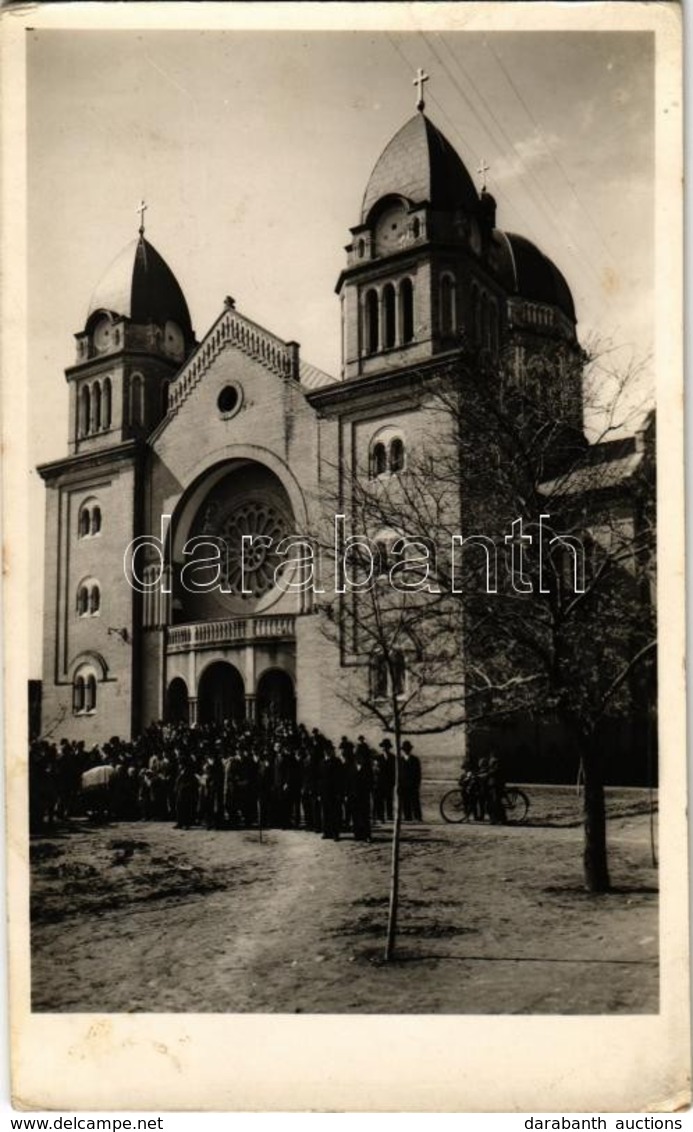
[
  {"xmin": 477, "ymin": 158, "xmax": 490, "ymax": 191},
  {"xmin": 413, "ymin": 67, "xmax": 429, "ymax": 112},
  {"xmin": 136, "ymin": 198, "xmax": 148, "ymax": 236}
]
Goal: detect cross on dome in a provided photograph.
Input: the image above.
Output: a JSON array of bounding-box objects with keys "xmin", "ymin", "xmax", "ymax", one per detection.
[
  {"xmin": 477, "ymin": 158, "xmax": 490, "ymax": 191},
  {"xmin": 413, "ymin": 67, "xmax": 430, "ymax": 112},
  {"xmin": 136, "ymin": 198, "xmax": 148, "ymax": 236}
]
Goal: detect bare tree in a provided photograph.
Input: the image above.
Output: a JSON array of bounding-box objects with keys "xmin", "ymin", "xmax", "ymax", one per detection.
[{"xmin": 313, "ymin": 338, "xmax": 655, "ymax": 895}]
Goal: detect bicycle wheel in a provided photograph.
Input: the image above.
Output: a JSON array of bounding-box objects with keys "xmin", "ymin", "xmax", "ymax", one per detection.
[
  {"xmin": 504, "ymin": 787, "xmax": 529, "ymax": 824},
  {"xmin": 440, "ymin": 788, "xmax": 471, "ymax": 824}
]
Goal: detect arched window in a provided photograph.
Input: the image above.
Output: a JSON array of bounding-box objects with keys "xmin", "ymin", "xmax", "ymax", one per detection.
[
  {"xmin": 376, "ymin": 539, "xmax": 390, "ymax": 577},
  {"xmin": 365, "ymin": 290, "xmax": 379, "ymax": 355},
  {"xmin": 73, "ymin": 675, "xmax": 85, "ymax": 714},
  {"xmin": 85, "ymin": 674, "xmax": 97, "ymax": 713},
  {"xmin": 370, "ymin": 650, "xmax": 406, "ymax": 700},
  {"xmin": 383, "ymin": 284, "xmax": 396, "ymax": 349},
  {"xmin": 440, "ymin": 273, "xmax": 456, "ymax": 335},
  {"xmin": 91, "ymin": 506, "xmax": 101, "ymax": 536},
  {"xmin": 412, "ymin": 217, "xmax": 421, "ymax": 238},
  {"xmin": 130, "ymin": 374, "xmax": 145, "ymax": 427},
  {"xmin": 389, "ymin": 437, "xmax": 405, "ymax": 473},
  {"xmin": 77, "ymin": 578, "xmax": 100, "ymax": 616},
  {"xmin": 79, "ymin": 385, "xmax": 91, "ymax": 436},
  {"xmin": 391, "ymin": 650, "xmax": 406, "ymax": 698},
  {"xmin": 371, "ymin": 441, "xmax": 387, "ymax": 478},
  {"xmin": 371, "ymin": 654, "xmax": 389, "ymax": 701},
  {"xmin": 92, "ymin": 382, "xmax": 102, "ymax": 431},
  {"xmin": 78, "ymin": 508, "xmax": 91, "ymax": 538},
  {"xmin": 103, "ymin": 378, "xmax": 112, "ymax": 430},
  {"xmin": 399, "ymin": 278, "xmax": 414, "ymax": 344}
]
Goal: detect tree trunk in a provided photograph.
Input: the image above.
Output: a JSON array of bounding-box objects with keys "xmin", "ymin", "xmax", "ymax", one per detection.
[
  {"xmin": 580, "ymin": 746, "xmax": 610, "ymax": 892},
  {"xmin": 385, "ymin": 736, "xmax": 403, "ymax": 961}
]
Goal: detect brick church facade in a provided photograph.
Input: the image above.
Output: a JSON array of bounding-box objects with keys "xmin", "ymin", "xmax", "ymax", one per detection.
[{"xmin": 38, "ymin": 93, "xmax": 653, "ymax": 779}]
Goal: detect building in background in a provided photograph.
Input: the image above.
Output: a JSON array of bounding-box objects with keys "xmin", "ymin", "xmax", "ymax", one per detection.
[{"xmin": 37, "ymin": 84, "xmax": 655, "ymax": 781}]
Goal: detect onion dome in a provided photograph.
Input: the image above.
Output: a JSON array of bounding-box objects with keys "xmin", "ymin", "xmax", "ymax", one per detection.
[
  {"xmin": 494, "ymin": 231, "xmax": 576, "ymax": 322},
  {"xmin": 361, "ymin": 112, "xmax": 479, "ymax": 223},
  {"xmin": 86, "ymin": 235, "xmax": 194, "ymax": 339}
]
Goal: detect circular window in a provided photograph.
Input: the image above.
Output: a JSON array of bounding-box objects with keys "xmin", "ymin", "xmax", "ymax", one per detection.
[
  {"xmin": 217, "ymin": 384, "xmax": 242, "ymax": 416},
  {"xmin": 219, "ymin": 501, "xmax": 288, "ymax": 599}
]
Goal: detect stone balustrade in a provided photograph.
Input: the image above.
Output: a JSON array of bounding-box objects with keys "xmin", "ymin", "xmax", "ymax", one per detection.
[{"xmin": 167, "ymin": 614, "xmax": 296, "ymax": 652}]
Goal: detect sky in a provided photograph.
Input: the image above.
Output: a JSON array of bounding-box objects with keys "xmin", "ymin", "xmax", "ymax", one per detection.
[{"xmin": 26, "ymin": 27, "xmax": 655, "ymax": 673}]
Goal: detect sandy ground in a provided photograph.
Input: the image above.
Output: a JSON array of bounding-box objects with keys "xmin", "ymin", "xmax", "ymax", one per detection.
[{"xmin": 30, "ymin": 785, "xmax": 658, "ymax": 1014}]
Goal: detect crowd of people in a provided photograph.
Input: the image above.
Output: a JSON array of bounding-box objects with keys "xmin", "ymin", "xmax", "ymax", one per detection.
[{"xmin": 29, "ymin": 719, "xmax": 424, "ymax": 839}]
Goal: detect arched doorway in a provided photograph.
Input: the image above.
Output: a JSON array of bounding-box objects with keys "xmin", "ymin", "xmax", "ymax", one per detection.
[
  {"xmin": 256, "ymin": 669, "xmax": 296, "ymax": 727},
  {"xmin": 166, "ymin": 677, "xmax": 189, "ymax": 723},
  {"xmin": 198, "ymin": 662, "xmax": 245, "ymax": 725}
]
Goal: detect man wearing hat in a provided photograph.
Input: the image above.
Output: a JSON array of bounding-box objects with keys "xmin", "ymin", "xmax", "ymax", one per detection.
[
  {"xmin": 401, "ymin": 741, "xmax": 422, "ymax": 822},
  {"xmin": 379, "ymin": 738, "xmax": 395, "ymax": 821}
]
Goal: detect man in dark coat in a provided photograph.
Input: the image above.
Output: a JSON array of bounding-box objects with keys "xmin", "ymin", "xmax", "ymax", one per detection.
[
  {"xmin": 347, "ymin": 743, "xmax": 372, "ymax": 841},
  {"xmin": 319, "ymin": 743, "xmax": 344, "ymax": 840},
  {"xmin": 401, "ymin": 740, "xmax": 422, "ymax": 821},
  {"xmin": 379, "ymin": 738, "xmax": 395, "ymax": 820}
]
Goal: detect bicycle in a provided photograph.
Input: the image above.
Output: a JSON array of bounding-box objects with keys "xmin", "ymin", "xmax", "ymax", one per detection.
[{"xmin": 439, "ymin": 783, "xmax": 530, "ymax": 825}]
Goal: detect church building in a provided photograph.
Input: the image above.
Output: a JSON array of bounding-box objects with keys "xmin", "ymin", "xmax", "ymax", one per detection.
[{"xmin": 38, "ymin": 77, "xmax": 647, "ymax": 775}]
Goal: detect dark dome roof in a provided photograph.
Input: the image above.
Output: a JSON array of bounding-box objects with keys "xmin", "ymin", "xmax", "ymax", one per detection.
[
  {"xmin": 361, "ymin": 112, "xmax": 479, "ymax": 223},
  {"xmin": 87, "ymin": 235, "xmax": 193, "ymax": 336},
  {"xmin": 494, "ymin": 231, "xmax": 576, "ymax": 322}
]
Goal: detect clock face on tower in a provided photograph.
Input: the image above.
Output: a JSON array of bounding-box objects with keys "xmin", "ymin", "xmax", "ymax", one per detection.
[
  {"xmin": 164, "ymin": 320, "xmax": 185, "ymax": 360},
  {"xmin": 374, "ymin": 203, "xmax": 408, "ymax": 256},
  {"xmin": 93, "ymin": 317, "xmax": 113, "ymax": 354}
]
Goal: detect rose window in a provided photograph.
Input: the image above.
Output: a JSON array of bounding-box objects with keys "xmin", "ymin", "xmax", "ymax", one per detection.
[{"xmin": 218, "ymin": 501, "xmax": 288, "ymax": 599}]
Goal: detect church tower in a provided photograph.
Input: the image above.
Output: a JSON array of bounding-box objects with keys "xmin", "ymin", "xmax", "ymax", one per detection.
[
  {"xmin": 336, "ymin": 69, "xmax": 505, "ymax": 382},
  {"xmin": 69, "ymin": 205, "xmax": 196, "ymax": 452},
  {"xmin": 38, "ymin": 210, "xmax": 196, "ymax": 743}
]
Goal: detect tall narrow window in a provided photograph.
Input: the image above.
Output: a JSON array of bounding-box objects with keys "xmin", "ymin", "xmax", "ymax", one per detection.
[
  {"xmin": 89, "ymin": 585, "xmax": 101, "ymax": 615},
  {"xmin": 376, "ymin": 540, "xmax": 390, "ymax": 577},
  {"xmin": 77, "ymin": 586, "xmax": 89, "ymax": 616},
  {"xmin": 383, "ymin": 284, "xmax": 396, "ymax": 349},
  {"xmin": 92, "ymin": 382, "xmax": 102, "ymax": 431},
  {"xmin": 371, "ymin": 442, "xmax": 387, "ymax": 478},
  {"xmin": 440, "ymin": 274, "xmax": 456, "ymax": 335},
  {"xmin": 103, "ymin": 378, "xmax": 112, "ymax": 430},
  {"xmin": 130, "ymin": 375, "xmax": 145, "ymax": 427},
  {"xmin": 91, "ymin": 507, "xmax": 101, "ymax": 536},
  {"xmin": 85, "ymin": 674, "xmax": 97, "ymax": 713},
  {"xmin": 389, "ymin": 437, "xmax": 405, "ymax": 473},
  {"xmin": 365, "ymin": 290, "xmax": 379, "ymax": 355},
  {"xmin": 400, "ymin": 278, "xmax": 414, "ymax": 344},
  {"xmin": 73, "ymin": 675, "xmax": 85, "ymax": 713},
  {"xmin": 391, "ymin": 650, "xmax": 406, "ymax": 698},
  {"xmin": 372, "ymin": 654, "xmax": 388, "ymax": 700},
  {"xmin": 79, "ymin": 385, "xmax": 91, "ymax": 436},
  {"xmin": 78, "ymin": 509, "xmax": 90, "ymax": 538}
]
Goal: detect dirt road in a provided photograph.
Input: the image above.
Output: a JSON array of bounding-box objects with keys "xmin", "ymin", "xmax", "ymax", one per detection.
[{"xmin": 30, "ymin": 788, "xmax": 658, "ymax": 1014}]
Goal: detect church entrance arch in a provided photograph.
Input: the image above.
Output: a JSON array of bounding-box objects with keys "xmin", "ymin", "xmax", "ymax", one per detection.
[
  {"xmin": 198, "ymin": 662, "xmax": 245, "ymax": 726},
  {"xmin": 256, "ymin": 669, "xmax": 296, "ymax": 727},
  {"xmin": 166, "ymin": 677, "xmax": 189, "ymax": 723}
]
